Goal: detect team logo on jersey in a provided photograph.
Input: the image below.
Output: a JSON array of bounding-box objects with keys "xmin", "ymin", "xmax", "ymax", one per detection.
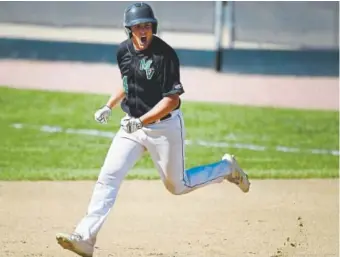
[
  {"xmin": 122, "ymin": 75, "xmax": 128, "ymax": 93},
  {"xmin": 139, "ymin": 59, "xmax": 155, "ymax": 80}
]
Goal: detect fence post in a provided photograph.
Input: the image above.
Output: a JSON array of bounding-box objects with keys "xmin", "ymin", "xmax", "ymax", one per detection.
[
  {"xmin": 226, "ymin": 0, "xmax": 235, "ymax": 48},
  {"xmin": 214, "ymin": 1, "xmax": 224, "ymax": 72}
]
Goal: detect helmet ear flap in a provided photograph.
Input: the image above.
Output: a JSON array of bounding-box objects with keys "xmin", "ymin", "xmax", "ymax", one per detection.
[{"xmin": 152, "ymin": 23, "xmax": 158, "ymax": 34}]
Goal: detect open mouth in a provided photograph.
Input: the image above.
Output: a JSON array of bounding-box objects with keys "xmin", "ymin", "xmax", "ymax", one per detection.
[{"xmin": 140, "ymin": 36, "xmax": 147, "ymax": 44}]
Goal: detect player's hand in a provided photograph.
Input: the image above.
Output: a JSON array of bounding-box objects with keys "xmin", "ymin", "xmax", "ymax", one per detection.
[
  {"xmin": 94, "ymin": 105, "xmax": 112, "ymax": 124},
  {"xmin": 121, "ymin": 117, "xmax": 143, "ymax": 133}
]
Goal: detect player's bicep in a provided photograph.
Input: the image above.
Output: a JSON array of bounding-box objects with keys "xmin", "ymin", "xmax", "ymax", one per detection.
[{"xmin": 162, "ymin": 52, "xmax": 184, "ymax": 97}]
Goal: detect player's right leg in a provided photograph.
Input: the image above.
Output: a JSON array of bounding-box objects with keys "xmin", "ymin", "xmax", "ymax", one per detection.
[
  {"xmin": 144, "ymin": 110, "xmax": 250, "ymax": 195},
  {"xmin": 56, "ymin": 128, "xmax": 145, "ymax": 257}
]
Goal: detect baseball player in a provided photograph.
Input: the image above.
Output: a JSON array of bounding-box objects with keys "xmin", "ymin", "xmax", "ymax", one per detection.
[{"xmin": 56, "ymin": 3, "xmax": 250, "ymax": 257}]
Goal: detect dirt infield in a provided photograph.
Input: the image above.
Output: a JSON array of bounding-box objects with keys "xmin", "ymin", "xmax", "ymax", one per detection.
[
  {"xmin": 0, "ymin": 180, "xmax": 338, "ymax": 257},
  {"xmin": 0, "ymin": 60, "xmax": 339, "ymax": 257},
  {"xmin": 0, "ymin": 60, "xmax": 338, "ymax": 110}
]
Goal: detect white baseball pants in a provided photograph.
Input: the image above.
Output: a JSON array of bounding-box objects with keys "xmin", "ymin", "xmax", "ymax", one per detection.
[{"xmin": 74, "ymin": 110, "xmax": 234, "ymax": 244}]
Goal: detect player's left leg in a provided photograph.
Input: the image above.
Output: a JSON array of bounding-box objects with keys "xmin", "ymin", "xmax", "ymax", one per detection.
[
  {"xmin": 56, "ymin": 127, "xmax": 146, "ymax": 257},
  {"xmin": 143, "ymin": 110, "xmax": 250, "ymax": 195}
]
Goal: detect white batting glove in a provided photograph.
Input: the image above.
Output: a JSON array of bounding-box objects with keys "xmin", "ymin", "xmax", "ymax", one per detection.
[
  {"xmin": 94, "ymin": 105, "xmax": 111, "ymax": 124},
  {"xmin": 121, "ymin": 117, "xmax": 143, "ymax": 133}
]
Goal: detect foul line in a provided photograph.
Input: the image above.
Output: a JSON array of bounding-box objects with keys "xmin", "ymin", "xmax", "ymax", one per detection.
[{"xmin": 11, "ymin": 123, "xmax": 339, "ymax": 156}]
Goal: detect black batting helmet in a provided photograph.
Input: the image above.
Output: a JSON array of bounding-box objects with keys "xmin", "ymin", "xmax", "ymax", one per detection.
[{"xmin": 123, "ymin": 2, "xmax": 158, "ymax": 37}]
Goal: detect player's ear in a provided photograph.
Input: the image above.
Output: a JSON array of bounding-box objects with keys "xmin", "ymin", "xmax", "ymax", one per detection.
[{"xmin": 125, "ymin": 27, "xmax": 132, "ymax": 38}]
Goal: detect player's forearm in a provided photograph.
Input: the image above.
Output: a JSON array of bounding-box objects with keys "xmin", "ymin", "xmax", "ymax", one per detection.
[
  {"xmin": 106, "ymin": 87, "xmax": 125, "ymax": 109},
  {"xmin": 140, "ymin": 95, "xmax": 180, "ymax": 125}
]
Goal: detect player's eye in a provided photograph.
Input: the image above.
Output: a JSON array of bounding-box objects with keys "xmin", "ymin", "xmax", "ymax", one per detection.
[{"xmin": 144, "ymin": 23, "xmax": 151, "ymax": 30}]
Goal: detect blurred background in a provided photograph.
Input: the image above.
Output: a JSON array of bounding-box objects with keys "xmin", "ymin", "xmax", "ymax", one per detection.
[{"xmin": 0, "ymin": 1, "xmax": 338, "ymax": 76}]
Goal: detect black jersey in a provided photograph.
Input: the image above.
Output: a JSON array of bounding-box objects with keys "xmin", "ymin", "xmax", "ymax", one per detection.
[{"xmin": 116, "ymin": 36, "xmax": 184, "ymax": 118}]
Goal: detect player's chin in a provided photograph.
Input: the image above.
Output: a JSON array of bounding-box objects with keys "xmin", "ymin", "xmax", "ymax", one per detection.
[{"xmin": 138, "ymin": 43, "xmax": 149, "ymax": 50}]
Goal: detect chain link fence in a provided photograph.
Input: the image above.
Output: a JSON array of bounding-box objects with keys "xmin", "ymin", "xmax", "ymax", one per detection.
[
  {"xmin": 0, "ymin": 1, "xmax": 338, "ymax": 49},
  {"xmin": 0, "ymin": 1, "xmax": 215, "ymax": 33},
  {"xmin": 231, "ymin": 1, "xmax": 339, "ymax": 49}
]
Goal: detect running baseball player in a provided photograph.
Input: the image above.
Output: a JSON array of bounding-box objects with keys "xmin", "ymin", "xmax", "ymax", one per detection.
[{"xmin": 56, "ymin": 3, "xmax": 250, "ymax": 257}]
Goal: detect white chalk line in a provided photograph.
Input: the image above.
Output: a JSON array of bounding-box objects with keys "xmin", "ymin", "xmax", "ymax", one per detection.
[{"xmin": 11, "ymin": 123, "xmax": 339, "ymax": 156}]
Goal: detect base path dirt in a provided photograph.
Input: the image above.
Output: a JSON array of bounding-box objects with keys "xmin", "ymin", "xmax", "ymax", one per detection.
[
  {"xmin": 0, "ymin": 180, "xmax": 338, "ymax": 257},
  {"xmin": 0, "ymin": 60, "xmax": 338, "ymax": 110}
]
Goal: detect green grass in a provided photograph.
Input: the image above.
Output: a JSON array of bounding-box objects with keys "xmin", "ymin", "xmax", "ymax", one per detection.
[{"xmin": 0, "ymin": 86, "xmax": 338, "ymax": 180}]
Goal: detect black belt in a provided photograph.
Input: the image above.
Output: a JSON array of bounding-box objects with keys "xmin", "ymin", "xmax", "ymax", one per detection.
[{"xmin": 149, "ymin": 113, "xmax": 172, "ymax": 124}]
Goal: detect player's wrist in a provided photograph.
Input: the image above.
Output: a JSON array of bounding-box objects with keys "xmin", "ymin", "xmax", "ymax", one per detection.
[
  {"xmin": 139, "ymin": 117, "xmax": 147, "ymax": 126},
  {"xmin": 136, "ymin": 118, "xmax": 143, "ymax": 129}
]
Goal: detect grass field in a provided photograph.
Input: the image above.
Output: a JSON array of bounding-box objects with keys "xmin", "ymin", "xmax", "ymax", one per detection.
[{"xmin": 0, "ymin": 86, "xmax": 338, "ymax": 180}]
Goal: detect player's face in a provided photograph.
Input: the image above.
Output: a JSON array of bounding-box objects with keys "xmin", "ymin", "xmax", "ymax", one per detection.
[{"xmin": 131, "ymin": 22, "xmax": 153, "ymax": 50}]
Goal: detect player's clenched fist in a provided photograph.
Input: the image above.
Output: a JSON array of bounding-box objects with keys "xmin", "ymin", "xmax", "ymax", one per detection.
[
  {"xmin": 94, "ymin": 105, "xmax": 112, "ymax": 124},
  {"xmin": 120, "ymin": 117, "xmax": 143, "ymax": 133}
]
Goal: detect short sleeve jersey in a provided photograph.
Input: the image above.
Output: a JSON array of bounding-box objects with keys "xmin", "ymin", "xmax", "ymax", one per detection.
[{"xmin": 116, "ymin": 36, "xmax": 184, "ymax": 118}]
